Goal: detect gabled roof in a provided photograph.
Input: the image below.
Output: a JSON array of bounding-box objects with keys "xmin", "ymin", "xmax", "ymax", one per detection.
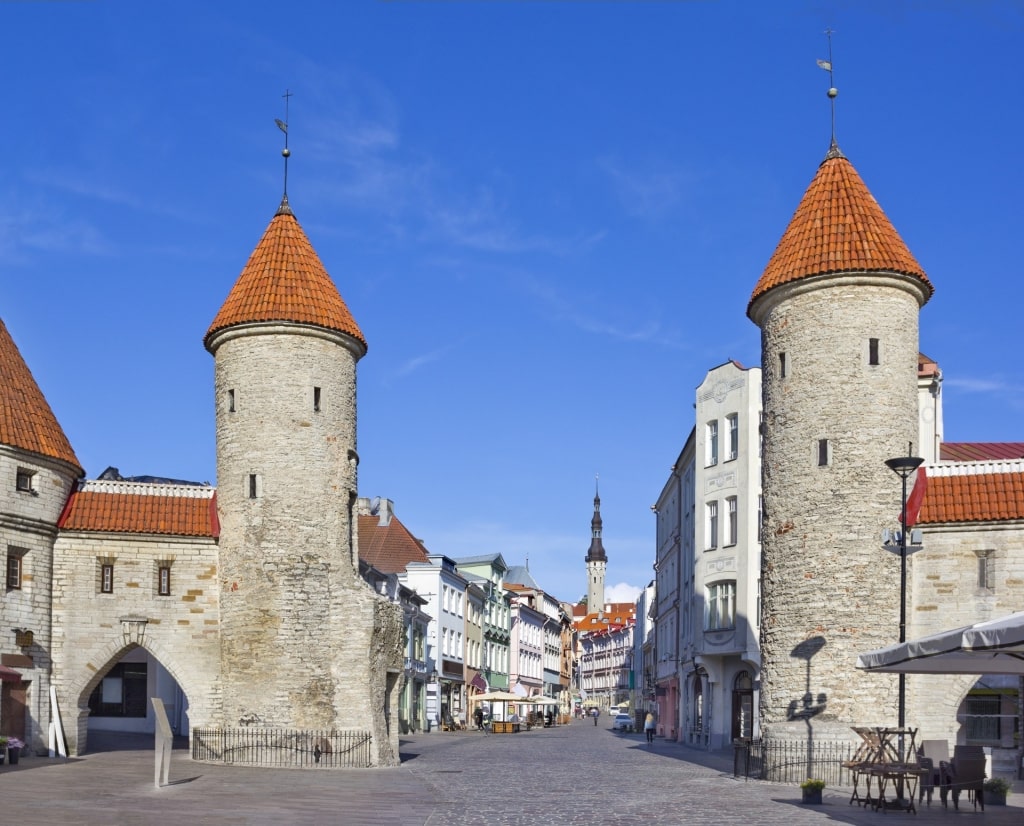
[
  {"xmin": 357, "ymin": 513, "xmax": 430, "ymax": 574},
  {"xmin": 0, "ymin": 317, "xmax": 82, "ymax": 475},
  {"xmin": 919, "ymin": 462, "xmax": 1024, "ymax": 524},
  {"xmin": 748, "ymin": 149, "xmax": 932, "ymax": 314},
  {"xmin": 505, "ymin": 564, "xmax": 540, "ymax": 590},
  {"xmin": 58, "ymin": 479, "xmax": 218, "ymax": 537},
  {"xmin": 205, "ymin": 199, "xmax": 365, "ymax": 351},
  {"xmin": 940, "ymin": 443, "xmax": 1024, "ymax": 463}
]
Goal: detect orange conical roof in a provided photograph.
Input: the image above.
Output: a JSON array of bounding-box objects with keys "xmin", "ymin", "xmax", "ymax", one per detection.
[
  {"xmin": 0, "ymin": 317, "xmax": 83, "ymax": 474},
  {"xmin": 748, "ymin": 146, "xmax": 933, "ymax": 316},
  {"xmin": 205, "ymin": 198, "xmax": 366, "ymax": 351}
]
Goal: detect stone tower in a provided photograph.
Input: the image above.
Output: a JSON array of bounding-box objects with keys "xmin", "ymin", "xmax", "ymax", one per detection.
[
  {"xmin": 585, "ymin": 482, "xmax": 607, "ymax": 609},
  {"xmin": 0, "ymin": 318, "xmax": 83, "ymax": 753},
  {"xmin": 205, "ymin": 194, "xmax": 403, "ymax": 764},
  {"xmin": 747, "ymin": 142, "xmax": 933, "ymax": 741}
]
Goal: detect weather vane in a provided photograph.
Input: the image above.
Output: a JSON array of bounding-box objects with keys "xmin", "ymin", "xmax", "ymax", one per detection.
[
  {"xmin": 275, "ymin": 89, "xmax": 292, "ymax": 200},
  {"xmin": 817, "ymin": 29, "xmax": 839, "ymax": 150}
]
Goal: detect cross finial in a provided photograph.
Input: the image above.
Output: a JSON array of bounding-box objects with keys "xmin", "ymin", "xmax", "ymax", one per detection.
[
  {"xmin": 274, "ymin": 90, "xmax": 292, "ymax": 213},
  {"xmin": 818, "ymin": 29, "xmax": 840, "ymax": 154}
]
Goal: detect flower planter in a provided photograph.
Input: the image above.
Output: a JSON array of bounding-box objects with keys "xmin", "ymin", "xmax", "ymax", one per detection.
[
  {"xmin": 986, "ymin": 791, "xmax": 1007, "ymax": 806},
  {"xmin": 801, "ymin": 789, "xmax": 823, "ymax": 804},
  {"xmin": 7, "ymin": 746, "xmax": 20, "ymax": 765}
]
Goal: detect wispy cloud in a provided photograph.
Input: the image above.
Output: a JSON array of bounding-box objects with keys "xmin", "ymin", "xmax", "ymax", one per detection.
[
  {"xmin": 597, "ymin": 155, "xmax": 694, "ymax": 219},
  {"xmin": 519, "ymin": 274, "xmax": 686, "ymax": 347},
  {"xmin": 394, "ymin": 345, "xmax": 451, "ymax": 378},
  {"xmin": 945, "ymin": 376, "xmax": 1014, "ymax": 394},
  {"xmin": 0, "ymin": 199, "xmax": 111, "ymax": 260},
  {"xmin": 284, "ymin": 63, "xmax": 601, "ymax": 258}
]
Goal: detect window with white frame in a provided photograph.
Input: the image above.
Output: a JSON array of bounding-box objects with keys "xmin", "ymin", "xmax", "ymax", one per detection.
[
  {"xmin": 706, "ymin": 421, "xmax": 719, "ymax": 467},
  {"xmin": 706, "ymin": 581, "xmax": 736, "ymax": 630},
  {"xmin": 99, "ymin": 560, "xmax": 115, "ymax": 594},
  {"xmin": 726, "ymin": 414, "xmax": 739, "ymax": 461},
  {"xmin": 706, "ymin": 501, "xmax": 719, "ymax": 550},
  {"xmin": 725, "ymin": 496, "xmax": 738, "ymax": 546},
  {"xmin": 817, "ymin": 438, "xmax": 831, "ymax": 467},
  {"xmin": 7, "ymin": 547, "xmax": 26, "ymax": 589},
  {"xmin": 157, "ymin": 564, "xmax": 172, "ymax": 596}
]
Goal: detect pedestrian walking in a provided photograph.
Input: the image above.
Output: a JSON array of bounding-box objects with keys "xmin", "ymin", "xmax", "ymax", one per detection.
[
  {"xmin": 474, "ymin": 707, "xmax": 484, "ymax": 732},
  {"xmin": 592, "ymin": 707, "xmax": 599, "ymax": 726},
  {"xmin": 644, "ymin": 711, "xmax": 656, "ymax": 743}
]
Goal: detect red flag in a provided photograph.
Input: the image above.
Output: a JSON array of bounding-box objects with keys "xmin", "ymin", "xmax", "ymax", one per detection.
[{"xmin": 902, "ymin": 466, "xmax": 928, "ymax": 527}]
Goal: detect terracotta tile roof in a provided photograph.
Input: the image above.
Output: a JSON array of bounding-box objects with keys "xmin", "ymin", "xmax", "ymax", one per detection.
[
  {"xmin": 58, "ymin": 479, "xmax": 218, "ymax": 537},
  {"xmin": 748, "ymin": 149, "xmax": 933, "ymax": 314},
  {"xmin": 919, "ymin": 461, "xmax": 1024, "ymax": 524},
  {"xmin": 0, "ymin": 317, "xmax": 82, "ymax": 474},
  {"xmin": 205, "ymin": 199, "xmax": 366, "ymax": 351},
  {"xmin": 941, "ymin": 443, "xmax": 1024, "ymax": 462},
  {"xmin": 573, "ymin": 604, "xmax": 637, "ymax": 633},
  {"xmin": 358, "ymin": 514, "xmax": 430, "ymax": 574},
  {"xmin": 918, "ymin": 352, "xmax": 940, "ymax": 378}
]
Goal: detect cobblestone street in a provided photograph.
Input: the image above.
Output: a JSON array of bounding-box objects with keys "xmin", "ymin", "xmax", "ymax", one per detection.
[{"xmin": 2, "ymin": 722, "xmax": 1019, "ymax": 825}]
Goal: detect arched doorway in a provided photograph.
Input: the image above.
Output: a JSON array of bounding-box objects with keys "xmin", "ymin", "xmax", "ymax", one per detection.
[
  {"xmin": 690, "ymin": 670, "xmax": 705, "ymax": 745},
  {"xmin": 731, "ymin": 670, "xmax": 754, "ymax": 741},
  {"xmin": 81, "ymin": 646, "xmax": 189, "ymax": 751}
]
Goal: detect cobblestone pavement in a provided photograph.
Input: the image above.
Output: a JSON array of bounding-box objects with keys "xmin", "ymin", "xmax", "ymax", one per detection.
[{"xmin": 1, "ymin": 722, "xmax": 1019, "ymax": 825}]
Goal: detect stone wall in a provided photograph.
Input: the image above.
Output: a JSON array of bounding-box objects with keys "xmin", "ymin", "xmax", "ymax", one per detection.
[
  {"xmin": 908, "ymin": 518, "xmax": 1024, "ymax": 743},
  {"xmin": 757, "ymin": 277, "xmax": 927, "ymax": 741},
  {"xmin": 210, "ymin": 323, "xmax": 402, "ymax": 765},
  {"xmin": 0, "ymin": 447, "xmax": 80, "ymax": 754},
  {"xmin": 50, "ymin": 531, "xmax": 221, "ymax": 754}
]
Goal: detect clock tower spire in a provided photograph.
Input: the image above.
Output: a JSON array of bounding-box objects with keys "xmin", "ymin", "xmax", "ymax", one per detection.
[{"xmin": 585, "ymin": 476, "xmax": 607, "ymax": 609}]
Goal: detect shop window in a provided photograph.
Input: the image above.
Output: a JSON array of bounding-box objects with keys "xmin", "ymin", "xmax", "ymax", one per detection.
[{"xmin": 88, "ymin": 662, "xmax": 148, "ymax": 717}]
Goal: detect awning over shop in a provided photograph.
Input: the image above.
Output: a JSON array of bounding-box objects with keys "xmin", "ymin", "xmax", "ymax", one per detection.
[
  {"xmin": 0, "ymin": 665, "xmax": 23, "ymax": 682},
  {"xmin": 856, "ymin": 610, "xmax": 1024, "ymax": 675}
]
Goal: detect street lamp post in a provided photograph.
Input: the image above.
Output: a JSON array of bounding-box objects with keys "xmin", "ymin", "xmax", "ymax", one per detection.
[{"xmin": 884, "ymin": 448, "xmax": 924, "ymax": 733}]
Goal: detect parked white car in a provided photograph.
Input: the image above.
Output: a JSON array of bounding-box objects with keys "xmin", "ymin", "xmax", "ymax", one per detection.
[{"xmin": 612, "ymin": 713, "xmax": 633, "ymax": 732}]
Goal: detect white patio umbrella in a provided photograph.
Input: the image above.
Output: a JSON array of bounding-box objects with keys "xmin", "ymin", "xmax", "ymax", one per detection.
[{"xmin": 856, "ymin": 611, "xmax": 1024, "ymax": 675}]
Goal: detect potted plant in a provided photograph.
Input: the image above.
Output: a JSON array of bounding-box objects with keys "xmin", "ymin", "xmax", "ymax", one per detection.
[
  {"xmin": 983, "ymin": 776, "xmax": 1011, "ymax": 806},
  {"xmin": 800, "ymin": 778, "xmax": 826, "ymax": 804},
  {"xmin": 5, "ymin": 737, "xmax": 24, "ymax": 765}
]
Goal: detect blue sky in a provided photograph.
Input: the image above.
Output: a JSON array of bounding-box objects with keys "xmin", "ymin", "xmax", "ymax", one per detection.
[{"xmin": 3, "ymin": 1, "xmax": 1021, "ymax": 605}]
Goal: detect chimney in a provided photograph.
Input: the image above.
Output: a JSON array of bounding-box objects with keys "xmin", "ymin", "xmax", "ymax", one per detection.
[{"xmin": 377, "ymin": 498, "xmax": 394, "ymax": 527}]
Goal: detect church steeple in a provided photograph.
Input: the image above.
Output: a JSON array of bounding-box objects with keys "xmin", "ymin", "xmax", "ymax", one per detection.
[
  {"xmin": 585, "ymin": 481, "xmax": 606, "ymax": 564},
  {"xmin": 585, "ymin": 477, "xmax": 607, "ymax": 608}
]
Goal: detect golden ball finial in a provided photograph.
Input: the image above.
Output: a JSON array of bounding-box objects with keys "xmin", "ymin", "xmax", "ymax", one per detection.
[
  {"xmin": 282, "ymin": 147, "xmax": 291, "ymax": 158},
  {"xmin": 827, "ymin": 87, "xmax": 838, "ymax": 99}
]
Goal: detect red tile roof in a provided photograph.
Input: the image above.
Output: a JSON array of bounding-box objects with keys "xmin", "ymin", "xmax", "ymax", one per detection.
[
  {"xmin": 919, "ymin": 462, "xmax": 1024, "ymax": 524},
  {"xmin": 0, "ymin": 317, "xmax": 82, "ymax": 474},
  {"xmin": 357, "ymin": 513, "xmax": 430, "ymax": 574},
  {"xmin": 205, "ymin": 200, "xmax": 366, "ymax": 351},
  {"xmin": 749, "ymin": 150, "xmax": 933, "ymax": 314},
  {"xmin": 574, "ymin": 604, "xmax": 637, "ymax": 633},
  {"xmin": 941, "ymin": 443, "xmax": 1024, "ymax": 462},
  {"xmin": 918, "ymin": 353, "xmax": 940, "ymax": 378},
  {"xmin": 58, "ymin": 480, "xmax": 218, "ymax": 537}
]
